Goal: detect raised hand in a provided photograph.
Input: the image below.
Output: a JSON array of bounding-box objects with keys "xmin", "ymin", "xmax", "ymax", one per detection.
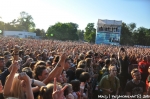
[
  {"xmin": 52, "ymin": 78, "xmax": 68, "ymax": 99},
  {"xmin": 18, "ymin": 72, "xmax": 31, "ymax": 83},
  {"xmin": 11, "ymin": 61, "xmax": 20, "ymax": 73},
  {"xmin": 60, "ymin": 53, "xmax": 67, "ymax": 61},
  {"xmin": 18, "ymin": 72, "xmax": 31, "ymax": 92}
]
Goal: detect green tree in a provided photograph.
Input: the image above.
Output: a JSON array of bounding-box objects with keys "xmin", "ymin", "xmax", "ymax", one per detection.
[
  {"xmin": 120, "ymin": 22, "xmax": 150, "ymax": 46},
  {"xmin": 120, "ymin": 22, "xmax": 133, "ymax": 45},
  {"xmin": 128, "ymin": 23, "xmax": 136, "ymax": 32},
  {"xmin": 84, "ymin": 23, "xmax": 96, "ymax": 43},
  {"xmin": 46, "ymin": 22, "xmax": 79, "ymax": 40},
  {"xmin": 136, "ymin": 27, "xmax": 148, "ymax": 45},
  {"xmin": 0, "ymin": 21, "xmax": 4, "ymax": 33},
  {"xmin": 34, "ymin": 29, "xmax": 41, "ymax": 36},
  {"xmin": 0, "ymin": 11, "xmax": 36, "ymax": 32},
  {"xmin": 77, "ymin": 30, "xmax": 84, "ymax": 41},
  {"xmin": 17, "ymin": 11, "xmax": 35, "ymax": 31}
]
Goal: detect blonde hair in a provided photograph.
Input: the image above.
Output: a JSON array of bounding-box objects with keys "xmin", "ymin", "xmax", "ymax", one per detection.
[
  {"xmin": 38, "ymin": 83, "xmax": 54, "ymax": 99},
  {"xmin": 6, "ymin": 73, "xmax": 25, "ymax": 99},
  {"xmin": 63, "ymin": 83, "xmax": 72, "ymax": 97}
]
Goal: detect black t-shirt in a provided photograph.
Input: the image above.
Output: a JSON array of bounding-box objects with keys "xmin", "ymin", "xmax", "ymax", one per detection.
[
  {"xmin": 119, "ymin": 56, "xmax": 129, "ymax": 76},
  {"xmin": 125, "ymin": 80, "xmax": 146, "ymax": 96}
]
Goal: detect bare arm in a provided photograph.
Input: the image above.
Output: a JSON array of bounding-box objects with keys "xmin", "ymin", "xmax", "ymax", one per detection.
[
  {"xmin": 25, "ymin": 79, "xmax": 34, "ymax": 99},
  {"xmin": 31, "ymin": 79, "xmax": 46, "ymax": 86},
  {"xmin": 117, "ymin": 51, "xmax": 120, "ymax": 60},
  {"xmin": 18, "ymin": 72, "xmax": 34, "ymax": 99},
  {"xmin": 32, "ymin": 86, "xmax": 40, "ymax": 93},
  {"xmin": 3, "ymin": 61, "xmax": 19, "ymax": 96},
  {"xmin": 31, "ymin": 79, "xmax": 46, "ymax": 93},
  {"xmin": 43, "ymin": 53, "xmax": 66, "ymax": 84}
]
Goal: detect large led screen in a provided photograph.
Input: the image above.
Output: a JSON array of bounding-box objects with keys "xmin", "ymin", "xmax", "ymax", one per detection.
[{"xmin": 95, "ymin": 32, "xmax": 120, "ymax": 45}]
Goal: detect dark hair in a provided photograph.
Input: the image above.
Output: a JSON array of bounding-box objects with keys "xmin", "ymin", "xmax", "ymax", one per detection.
[
  {"xmin": 79, "ymin": 72, "xmax": 90, "ymax": 82},
  {"xmin": 79, "ymin": 53, "xmax": 84, "ymax": 60},
  {"xmin": 70, "ymin": 80, "xmax": 80, "ymax": 92},
  {"xmin": 105, "ymin": 59, "xmax": 110, "ymax": 65},
  {"xmin": 75, "ymin": 68, "xmax": 84, "ymax": 80},
  {"xmin": 34, "ymin": 61, "xmax": 46, "ymax": 69},
  {"xmin": 85, "ymin": 58, "xmax": 92, "ymax": 67},
  {"xmin": 33, "ymin": 65, "xmax": 46, "ymax": 80},
  {"xmin": 77, "ymin": 63, "xmax": 86, "ymax": 69},
  {"xmin": 85, "ymin": 55, "xmax": 92, "ymax": 58},
  {"xmin": 65, "ymin": 58, "xmax": 71, "ymax": 63},
  {"xmin": 19, "ymin": 50, "xmax": 24, "ymax": 57},
  {"xmin": 120, "ymin": 47, "xmax": 125, "ymax": 51},
  {"xmin": 29, "ymin": 62, "xmax": 36, "ymax": 70},
  {"xmin": 4, "ymin": 51, "xmax": 11, "ymax": 56},
  {"xmin": 53, "ymin": 55, "xmax": 59, "ymax": 63},
  {"xmin": 110, "ymin": 54, "xmax": 116, "ymax": 58},
  {"xmin": 5, "ymin": 60, "xmax": 12, "ymax": 68},
  {"xmin": 77, "ymin": 60, "xmax": 86, "ymax": 68},
  {"xmin": 94, "ymin": 53, "xmax": 98, "ymax": 57},
  {"xmin": 22, "ymin": 67, "xmax": 33, "ymax": 78},
  {"xmin": 46, "ymin": 61, "xmax": 51, "ymax": 66}
]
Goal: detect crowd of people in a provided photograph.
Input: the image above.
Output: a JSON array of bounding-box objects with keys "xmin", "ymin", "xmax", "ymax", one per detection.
[{"xmin": 0, "ymin": 36, "xmax": 150, "ymax": 99}]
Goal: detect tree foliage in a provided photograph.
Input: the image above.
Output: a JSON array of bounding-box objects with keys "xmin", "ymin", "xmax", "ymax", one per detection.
[
  {"xmin": 77, "ymin": 30, "xmax": 84, "ymax": 41},
  {"xmin": 84, "ymin": 23, "xmax": 96, "ymax": 43},
  {"xmin": 34, "ymin": 29, "xmax": 45, "ymax": 37},
  {"xmin": 120, "ymin": 22, "xmax": 150, "ymax": 45},
  {"xmin": 0, "ymin": 11, "xmax": 36, "ymax": 32},
  {"xmin": 46, "ymin": 22, "xmax": 79, "ymax": 40}
]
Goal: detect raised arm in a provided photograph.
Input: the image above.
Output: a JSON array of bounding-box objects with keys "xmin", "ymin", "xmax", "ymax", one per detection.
[
  {"xmin": 31, "ymin": 79, "xmax": 46, "ymax": 93},
  {"xmin": 43, "ymin": 53, "xmax": 66, "ymax": 84},
  {"xmin": 3, "ymin": 61, "xmax": 20, "ymax": 96},
  {"xmin": 117, "ymin": 48, "xmax": 121, "ymax": 60},
  {"xmin": 18, "ymin": 72, "xmax": 34, "ymax": 99}
]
